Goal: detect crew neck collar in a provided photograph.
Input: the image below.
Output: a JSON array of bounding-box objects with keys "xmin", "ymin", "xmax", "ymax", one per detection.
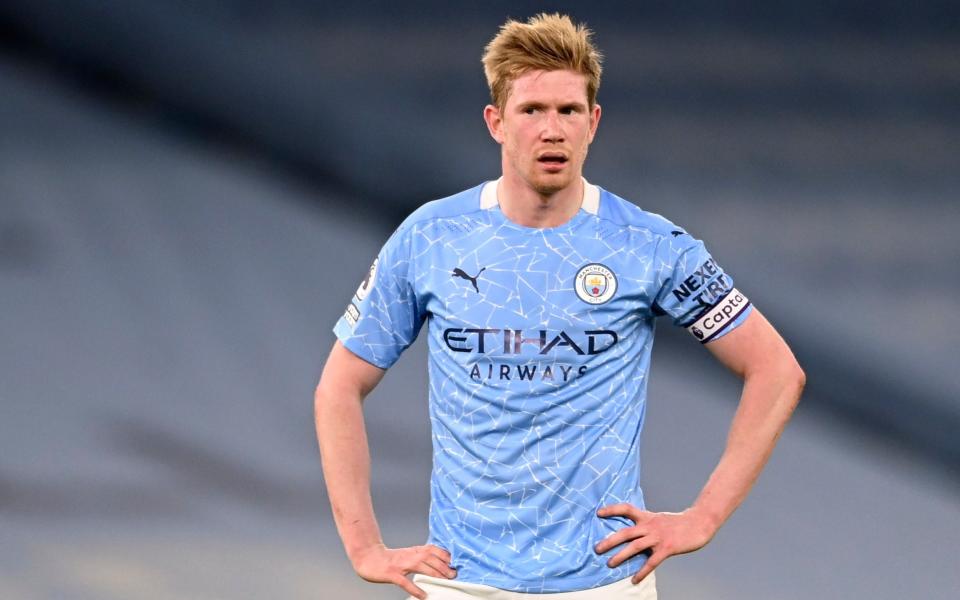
[{"xmin": 480, "ymin": 177, "xmax": 600, "ymax": 222}]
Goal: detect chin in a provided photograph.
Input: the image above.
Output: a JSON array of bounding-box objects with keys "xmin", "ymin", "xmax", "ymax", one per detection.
[{"xmin": 530, "ymin": 173, "xmax": 575, "ymax": 196}]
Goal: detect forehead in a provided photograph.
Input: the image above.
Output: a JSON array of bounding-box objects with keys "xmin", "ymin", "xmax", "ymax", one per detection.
[{"xmin": 506, "ymin": 69, "xmax": 589, "ymax": 106}]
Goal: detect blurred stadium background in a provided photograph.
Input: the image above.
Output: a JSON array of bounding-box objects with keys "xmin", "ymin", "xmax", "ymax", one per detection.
[{"xmin": 1, "ymin": 2, "xmax": 958, "ymax": 598}]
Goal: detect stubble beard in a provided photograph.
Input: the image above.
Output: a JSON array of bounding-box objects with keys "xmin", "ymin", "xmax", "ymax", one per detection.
[
  {"xmin": 505, "ymin": 142, "xmax": 588, "ymax": 198},
  {"xmin": 530, "ymin": 174, "xmax": 569, "ymax": 197},
  {"xmin": 528, "ymin": 154, "xmax": 585, "ymax": 198}
]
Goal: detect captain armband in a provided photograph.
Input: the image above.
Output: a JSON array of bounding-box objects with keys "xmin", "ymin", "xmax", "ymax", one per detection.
[{"xmin": 686, "ymin": 288, "xmax": 751, "ymax": 343}]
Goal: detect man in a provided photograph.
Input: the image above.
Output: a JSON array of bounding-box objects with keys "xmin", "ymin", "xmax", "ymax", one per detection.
[{"xmin": 315, "ymin": 13, "xmax": 804, "ymax": 599}]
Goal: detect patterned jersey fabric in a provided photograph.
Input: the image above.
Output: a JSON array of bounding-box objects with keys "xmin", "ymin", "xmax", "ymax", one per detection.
[{"xmin": 334, "ymin": 179, "xmax": 752, "ymax": 592}]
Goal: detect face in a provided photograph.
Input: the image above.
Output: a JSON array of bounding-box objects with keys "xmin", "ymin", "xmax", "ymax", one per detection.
[{"xmin": 485, "ymin": 69, "xmax": 601, "ymax": 197}]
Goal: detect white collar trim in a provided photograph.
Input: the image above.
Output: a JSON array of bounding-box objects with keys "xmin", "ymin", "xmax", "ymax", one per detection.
[
  {"xmin": 480, "ymin": 177, "xmax": 600, "ymax": 215},
  {"xmin": 479, "ymin": 177, "xmax": 499, "ymax": 209}
]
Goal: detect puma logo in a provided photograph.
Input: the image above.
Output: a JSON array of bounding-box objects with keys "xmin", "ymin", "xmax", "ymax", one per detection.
[{"xmin": 452, "ymin": 267, "xmax": 486, "ymax": 293}]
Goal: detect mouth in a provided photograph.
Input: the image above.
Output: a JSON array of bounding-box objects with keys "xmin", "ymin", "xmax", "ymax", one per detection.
[{"xmin": 537, "ymin": 152, "xmax": 569, "ymax": 169}]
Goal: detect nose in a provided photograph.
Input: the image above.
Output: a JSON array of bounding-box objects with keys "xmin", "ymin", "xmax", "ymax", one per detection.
[{"xmin": 541, "ymin": 110, "xmax": 564, "ymax": 142}]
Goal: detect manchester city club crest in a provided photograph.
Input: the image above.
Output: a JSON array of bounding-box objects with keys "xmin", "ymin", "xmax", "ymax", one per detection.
[{"xmin": 574, "ymin": 263, "xmax": 617, "ymax": 305}]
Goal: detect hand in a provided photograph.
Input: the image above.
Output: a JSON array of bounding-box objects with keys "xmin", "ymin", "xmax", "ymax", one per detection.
[
  {"xmin": 594, "ymin": 504, "xmax": 718, "ymax": 584},
  {"xmin": 350, "ymin": 543, "xmax": 456, "ymax": 599}
]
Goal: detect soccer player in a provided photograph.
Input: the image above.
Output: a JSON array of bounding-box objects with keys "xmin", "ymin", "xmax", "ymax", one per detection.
[{"xmin": 315, "ymin": 13, "xmax": 804, "ymax": 599}]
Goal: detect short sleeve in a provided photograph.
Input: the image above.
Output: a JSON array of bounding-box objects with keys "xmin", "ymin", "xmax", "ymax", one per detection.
[
  {"xmin": 652, "ymin": 232, "xmax": 753, "ymax": 343},
  {"xmin": 333, "ymin": 226, "xmax": 426, "ymax": 368}
]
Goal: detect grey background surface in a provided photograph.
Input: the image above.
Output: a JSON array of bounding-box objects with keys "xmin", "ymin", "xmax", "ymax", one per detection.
[{"xmin": 1, "ymin": 2, "xmax": 958, "ymax": 598}]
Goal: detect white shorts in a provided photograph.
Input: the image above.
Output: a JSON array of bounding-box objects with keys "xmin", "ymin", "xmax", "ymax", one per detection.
[{"xmin": 407, "ymin": 573, "xmax": 657, "ymax": 599}]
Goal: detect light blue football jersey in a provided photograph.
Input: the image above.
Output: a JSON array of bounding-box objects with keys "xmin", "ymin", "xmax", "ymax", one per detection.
[{"xmin": 333, "ymin": 179, "xmax": 752, "ymax": 592}]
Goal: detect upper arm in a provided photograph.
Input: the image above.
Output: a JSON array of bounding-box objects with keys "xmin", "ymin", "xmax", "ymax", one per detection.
[
  {"xmin": 332, "ymin": 226, "xmax": 426, "ymax": 370},
  {"xmin": 704, "ymin": 308, "xmax": 804, "ymax": 383},
  {"xmin": 315, "ymin": 340, "xmax": 388, "ymax": 404}
]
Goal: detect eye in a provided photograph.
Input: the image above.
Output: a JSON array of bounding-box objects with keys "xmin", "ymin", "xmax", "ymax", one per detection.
[{"xmin": 523, "ymin": 106, "xmax": 538, "ymax": 115}]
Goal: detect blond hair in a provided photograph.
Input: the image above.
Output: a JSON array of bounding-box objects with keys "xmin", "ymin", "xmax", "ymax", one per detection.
[{"xmin": 482, "ymin": 13, "xmax": 603, "ymax": 111}]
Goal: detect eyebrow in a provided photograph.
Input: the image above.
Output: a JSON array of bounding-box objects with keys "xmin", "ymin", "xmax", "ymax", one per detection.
[{"xmin": 517, "ymin": 101, "xmax": 587, "ymax": 111}]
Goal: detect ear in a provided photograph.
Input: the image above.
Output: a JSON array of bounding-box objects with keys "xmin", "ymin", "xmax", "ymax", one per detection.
[
  {"xmin": 587, "ymin": 103, "xmax": 602, "ymax": 143},
  {"xmin": 483, "ymin": 104, "xmax": 505, "ymax": 144}
]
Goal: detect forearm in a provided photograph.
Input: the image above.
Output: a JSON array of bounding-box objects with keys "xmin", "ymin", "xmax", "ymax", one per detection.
[
  {"xmin": 315, "ymin": 384, "xmax": 383, "ymax": 562},
  {"xmin": 689, "ymin": 364, "xmax": 805, "ymax": 532}
]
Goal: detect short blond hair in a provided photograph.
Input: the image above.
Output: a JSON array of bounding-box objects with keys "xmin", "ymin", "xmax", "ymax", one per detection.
[{"xmin": 482, "ymin": 13, "xmax": 603, "ymax": 111}]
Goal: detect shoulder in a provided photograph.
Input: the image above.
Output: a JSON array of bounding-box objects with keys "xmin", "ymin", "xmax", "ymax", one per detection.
[
  {"xmin": 396, "ymin": 182, "xmax": 489, "ymax": 232},
  {"xmin": 595, "ymin": 186, "xmax": 689, "ymax": 240},
  {"xmin": 377, "ymin": 182, "xmax": 491, "ymax": 261}
]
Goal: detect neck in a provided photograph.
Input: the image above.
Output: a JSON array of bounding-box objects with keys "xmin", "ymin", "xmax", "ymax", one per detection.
[{"xmin": 497, "ymin": 170, "xmax": 584, "ymax": 228}]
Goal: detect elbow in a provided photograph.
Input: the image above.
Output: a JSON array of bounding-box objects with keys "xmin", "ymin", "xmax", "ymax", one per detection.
[
  {"xmin": 745, "ymin": 353, "xmax": 806, "ymax": 391},
  {"xmin": 789, "ymin": 353, "xmax": 806, "ymax": 392},
  {"xmin": 794, "ymin": 362, "xmax": 807, "ymax": 392},
  {"xmin": 772, "ymin": 341, "xmax": 806, "ymax": 395},
  {"xmin": 784, "ymin": 359, "xmax": 806, "ymax": 409},
  {"xmin": 750, "ymin": 355, "xmax": 805, "ymax": 409},
  {"xmin": 314, "ymin": 379, "xmax": 363, "ymax": 425}
]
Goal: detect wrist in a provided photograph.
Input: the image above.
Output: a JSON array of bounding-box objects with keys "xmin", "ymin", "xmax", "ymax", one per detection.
[
  {"xmin": 346, "ymin": 540, "xmax": 386, "ymax": 566},
  {"xmin": 684, "ymin": 504, "xmax": 723, "ymax": 539}
]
